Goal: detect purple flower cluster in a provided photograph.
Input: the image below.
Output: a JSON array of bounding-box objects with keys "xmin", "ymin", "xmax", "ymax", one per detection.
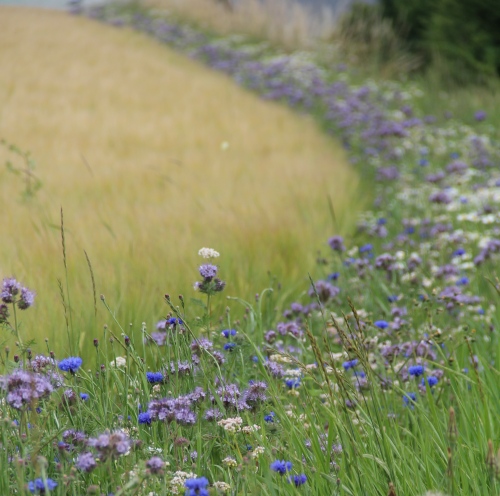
[
  {"xmin": 1, "ymin": 277, "xmax": 35, "ymax": 309},
  {"xmin": 87, "ymin": 430, "xmax": 131, "ymax": 460},
  {"xmin": 147, "ymin": 396, "xmax": 197, "ymax": 425},
  {"xmin": 1, "ymin": 369, "xmax": 53, "ymax": 410}
]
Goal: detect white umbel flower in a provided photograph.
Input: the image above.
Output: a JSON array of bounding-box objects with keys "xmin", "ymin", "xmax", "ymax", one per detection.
[{"xmin": 198, "ymin": 247, "xmax": 220, "ymax": 259}]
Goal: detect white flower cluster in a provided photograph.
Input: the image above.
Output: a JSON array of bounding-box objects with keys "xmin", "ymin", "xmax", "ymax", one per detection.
[
  {"xmin": 213, "ymin": 481, "xmax": 231, "ymax": 492},
  {"xmin": 110, "ymin": 356, "xmax": 126, "ymax": 368},
  {"xmin": 217, "ymin": 417, "xmax": 243, "ymax": 433},
  {"xmin": 170, "ymin": 471, "xmax": 197, "ymax": 494},
  {"xmin": 222, "ymin": 456, "xmax": 238, "ymax": 467},
  {"xmin": 241, "ymin": 424, "xmax": 261, "ymax": 434},
  {"xmin": 198, "ymin": 247, "xmax": 220, "ymax": 259},
  {"xmin": 250, "ymin": 446, "xmax": 265, "ymax": 458}
]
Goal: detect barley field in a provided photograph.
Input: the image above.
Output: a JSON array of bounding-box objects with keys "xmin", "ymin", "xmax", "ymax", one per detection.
[{"xmin": 0, "ymin": 7, "xmax": 362, "ymax": 350}]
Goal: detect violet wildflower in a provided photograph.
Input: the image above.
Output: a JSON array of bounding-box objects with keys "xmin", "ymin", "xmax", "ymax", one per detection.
[
  {"xmin": 76, "ymin": 452, "xmax": 97, "ymax": 473},
  {"xmin": 87, "ymin": 430, "xmax": 132, "ymax": 460},
  {"xmin": 243, "ymin": 381, "xmax": 267, "ymax": 406},
  {"xmin": 146, "ymin": 456, "xmax": 165, "ymax": 475},
  {"xmin": 290, "ymin": 474, "xmax": 307, "ymax": 487},
  {"xmin": 408, "ymin": 365, "xmax": 425, "ymax": 377},
  {"xmin": 27, "ymin": 478, "xmax": 57, "ymax": 494},
  {"xmin": 148, "ymin": 396, "xmax": 197, "ymax": 425},
  {"xmin": 270, "ymin": 460, "xmax": 292, "ymax": 475},
  {"xmin": 146, "ymin": 372, "xmax": 164, "ymax": 384},
  {"xmin": 58, "ymin": 357, "xmax": 83, "ymax": 374},
  {"xmin": 18, "ymin": 287, "xmax": 36, "ymax": 310},
  {"xmin": 328, "ymin": 235, "xmax": 345, "ymax": 252},
  {"xmin": 1, "ymin": 369, "xmax": 53, "ymax": 410},
  {"xmin": 204, "ymin": 408, "xmax": 223, "ymax": 421},
  {"xmin": 185, "ymin": 476, "xmax": 209, "ymax": 496},
  {"xmin": 1, "ymin": 278, "xmax": 21, "ymax": 303},
  {"xmin": 199, "ymin": 264, "xmax": 218, "ymax": 280}
]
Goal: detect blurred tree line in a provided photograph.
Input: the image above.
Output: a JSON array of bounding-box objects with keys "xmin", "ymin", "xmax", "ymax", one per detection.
[{"xmin": 379, "ymin": 0, "xmax": 500, "ymax": 82}]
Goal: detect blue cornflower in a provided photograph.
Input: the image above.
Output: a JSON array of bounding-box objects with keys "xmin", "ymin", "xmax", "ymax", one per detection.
[
  {"xmin": 285, "ymin": 378, "xmax": 301, "ymax": 389},
  {"xmin": 453, "ymin": 248, "xmax": 466, "ymax": 257},
  {"xmin": 252, "ymin": 356, "xmax": 259, "ymax": 363},
  {"xmin": 408, "ymin": 365, "xmax": 425, "ymax": 377},
  {"xmin": 264, "ymin": 412, "xmax": 276, "ymax": 423},
  {"xmin": 387, "ymin": 295, "xmax": 399, "ymax": 303},
  {"xmin": 167, "ymin": 317, "xmax": 183, "ymax": 326},
  {"xmin": 138, "ymin": 412, "xmax": 152, "ymax": 425},
  {"xmin": 80, "ymin": 393, "xmax": 89, "ymax": 401},
  {"xmin": 374, "ymin": 320, "xmax": 389, "ymax": 329},
  {"xmin": 421, "ymin": 376, "xmax": 439, "ymax": 387},
  {"xmin": 458, "ymin": 277, "xmax": 469, "ymax": 285},
  {"xmin": 146, "ymin": 372, "xmax": 164, "ymax": 384},
  {"xmin": 403, "ymin": 392, "xmax": 417, "ymax": 407},
  {"xmin": 58, "ymin": 357, "xmax": 82, "ymax": 374},
  {"xmin": 221, "ymin": 329, "xmax": 237, "ymax": 338},
  {"xmin": 342, "ymin": 359, "xmax": 358, "ymax": 370},
  {"xmin": 223, "ymin": 342, "xmax": 236, "ymax": 351},
  {"xmin": 270, "ymin": 460, "xmax": 292, "ymax": 475},
  {"xmin": 327, "ymin": 272, "xmax": 340, "ymax": 281},
  {"xmin": 28, "ymin": 478, "xmax": 58, "ymax": 494},
  {"xmin": 290, "ymin": 474, "xmax": 307, "ymax": 487},
  {"xmin": 184, "ymin": 476, "xmax": 209, "ymax": 496},
  {"xmin": 359, "ymin": 243, "xmax": 373, "ymax": 254}
]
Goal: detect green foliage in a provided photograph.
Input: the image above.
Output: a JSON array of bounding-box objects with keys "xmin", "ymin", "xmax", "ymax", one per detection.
[{"xmin": 380, "ymin": 0, "xmax": 500, "ymax": 82}]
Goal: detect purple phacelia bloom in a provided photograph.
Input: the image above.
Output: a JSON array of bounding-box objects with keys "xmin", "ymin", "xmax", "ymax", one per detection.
[
  {"xmin": 58, "ymin": 357, "xmax": 83, "ymax": 374},
  {"xmin": 31, "ymin": 355, "xmax": 57, "ymax": 373},
  {"xmin": 146, "ymin": 372, "xmax": 164, "ymax": 384},
  {"xmin": 290, "ymin": 474, "xmax": 307, "ymax": 486},
  {"xmin": 146, "ymin": 456, "xmax": 165, "ymax": 474},
  {"xmin": 138, "ymin": 412, "xmax": 152, "ymax": 425},
  {"xmin": 87, "ymin": 430, "xmax": 132, "ymax": 460},
  {"xmin": 199, "ymin": 264, "xmax": 218, "ymax": 280},
  {"xmin": 76, "ymin": 452, "xmax": 97, "ymax": 472},
  {"xmin": 408, "ymin": 365, "xmax": 425, "ymax": 377},
  {"xmin": 221, "ymin": 328, "xmax": 237, "ymax": 338},
  {"xmin": 148, "ymin": 396, "xmax": 197, "ymax": 425},
  {"xmin": 1, "ymin": 277, "xmax": 21, "ymax": 303},
  {"xmin": 191, "ymin": 337, "xmax": 213, "ymax": 353},
  {"xmin": 270, "ymin": 460, "xmax": 292, "ymax": 475},
  {"xmin": 308, "ymin": 280, "xmax": 339, "ymax": 303},
  {"xmin": 185, "ymin": 477, "xmax": 209, "ymax": 496},
  {"xmin": 62, "ymin": 429, "xmax": 87, "ymax": 445},
  {"xmin": 204, "ymin": 408, "xmax": 223, "ymax": 421},
  {"xmin": 243, "ymin": 381, "xmax": 267, "ymax": 406},
  {"xmin": 18, "ymin": 287, "xmax": 36, "ymax": 310},
  {"xmin": 265, "ymin": 361, "xmax": 285, "ymax": 378},
  {"xmin": 1, "ymin": 370, "xmax": 53, "ymax": 410},
  {"xmin": 328, "ymin": 235, "xmax": 345, "ymax": 252},
  {"xmin": 475, "ymin": 110, "xmax": 486, "ymax": 121},
  {"xmin": 27, "ymin": 478, "xmax": 58, "ymax": 494}
]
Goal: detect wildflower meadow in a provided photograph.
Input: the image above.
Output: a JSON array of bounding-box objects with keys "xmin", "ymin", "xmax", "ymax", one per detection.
[{"xmin": 1, "ymin": 2, "xmax": 500, "ymax": 495}]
